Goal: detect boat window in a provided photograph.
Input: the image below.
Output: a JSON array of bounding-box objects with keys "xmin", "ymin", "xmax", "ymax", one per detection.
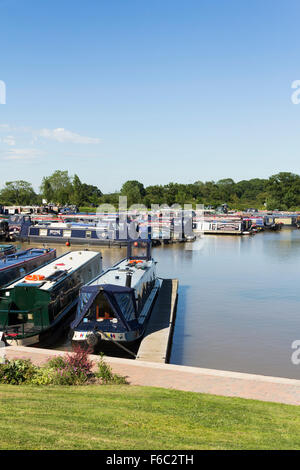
[
  {"xmin": 77, "ymin": 291, "xmax": 93, "ymax": 316},
  {"xmin": 131, "ymin": 242, "xmax": 148, "ymax": 259},
  {"xmin": 114, "ymin": 293, "xmax": 136, "ymax": 322},
  {"xmin": 19, "ymin": 267, "xmax": 26, "ymax": 277},
  {"xmin": 84, "ymin": 291, "xmax": 115, "ymax": 321}
]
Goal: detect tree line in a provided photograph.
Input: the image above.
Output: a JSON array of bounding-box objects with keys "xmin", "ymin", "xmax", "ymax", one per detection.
[{"xmin": 1, "ymin": 171, "xmax": 300, "ymax": 211}]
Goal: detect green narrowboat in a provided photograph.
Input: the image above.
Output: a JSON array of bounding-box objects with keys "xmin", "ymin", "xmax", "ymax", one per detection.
[{"xmin": 0, "ymin": 250, "xmax": 102, "ymax": 346}]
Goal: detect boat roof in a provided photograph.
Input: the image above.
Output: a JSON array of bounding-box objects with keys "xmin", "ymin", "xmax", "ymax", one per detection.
[
  {"xmin": 6, "ymin": 250, "xmax": 101, "ymax": 291},
  {"xmin": 86, "ymin": 258, "xmax": 154, "ymax": 291},
  {"xmin": 0, "ymin": 248, "xmax": 54, "ymax": 272},
  {"xmin": 0, "ymin": 244, "xmax": 14, "ymax": 252}
]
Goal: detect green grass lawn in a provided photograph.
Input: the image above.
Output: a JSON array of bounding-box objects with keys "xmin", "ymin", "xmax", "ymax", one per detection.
[{"xmin": 0, "ymin": 384, "xmax": 299, "ymax": 450}]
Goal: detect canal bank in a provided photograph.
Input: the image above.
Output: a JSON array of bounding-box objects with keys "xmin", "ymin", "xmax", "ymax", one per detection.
[{"xmin": 3, "ymin": 346, "xmax": 300, "ymax": 405}]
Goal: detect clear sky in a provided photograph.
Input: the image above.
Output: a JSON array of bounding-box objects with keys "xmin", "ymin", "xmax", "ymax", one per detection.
[{"xmin": 1, "ymin": 0, "xmax": 300, "ymax": 193}]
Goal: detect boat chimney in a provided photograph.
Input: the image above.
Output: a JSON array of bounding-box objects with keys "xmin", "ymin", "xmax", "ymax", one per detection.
[{"xmin": 126, "ymin": 271, "xmax": 132, "ymax": 288}]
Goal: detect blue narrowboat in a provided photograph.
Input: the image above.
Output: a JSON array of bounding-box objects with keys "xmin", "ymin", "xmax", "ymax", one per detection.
[
  {"xmin": 9, "ymin": 215, "xmax": 137, "ymax": 246},
  {"xmin": 71, "ymin": 240, "xmax": 160, "ymax": 352},
  {"xmin": 0, "ymin": 244, "xmax": 16, "ymax": 259}
]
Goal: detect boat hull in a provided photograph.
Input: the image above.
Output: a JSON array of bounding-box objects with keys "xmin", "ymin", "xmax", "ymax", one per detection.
[
  {"xmin": 25, "ymin": 235, "xmax": 129, "ymax": 246},
  {"xmin": 71, "ymin": 330, "xmax": 142, "ymax": 356},
  {"xmin": 3, "ymin": 300, "xmax": 78, "ymax": 347}
]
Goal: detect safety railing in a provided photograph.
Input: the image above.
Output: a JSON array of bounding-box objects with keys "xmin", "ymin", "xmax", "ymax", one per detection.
[{"xmin": 0, "ymin": 306, "xmax": 45, "ymax": 339}]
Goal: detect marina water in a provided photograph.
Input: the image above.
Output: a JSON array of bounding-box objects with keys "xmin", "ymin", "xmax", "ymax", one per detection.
[{"xmin": 17, "ymin": 229, "xmax": 300, "ymax": 379}]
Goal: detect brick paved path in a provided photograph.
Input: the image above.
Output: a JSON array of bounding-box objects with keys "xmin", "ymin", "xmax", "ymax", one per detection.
[{"xmin": 4, "ymin": 346, "xmax": 300, "ymax": 405}]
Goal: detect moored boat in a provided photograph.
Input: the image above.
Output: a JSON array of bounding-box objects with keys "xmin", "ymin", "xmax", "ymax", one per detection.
[
  {"xmin": 71, "ymin": 240, "xmax": 160, "ymax": 352},
  {"xmin": 0, "ymin": 250, "xmax": 102, "ymax": 346},
  {"xmin": 263, "ymin": 215, "xmax": 283, "ymax": 231},
  {"xmin": 0, "ymin": 247, "xmax": 56, "ymax": 288},
  {"xmin": 10, "ymin": 214, "xmax": 132, "ymax": 246},
  {"xmin": 0, "ymin": 244, "xmax": 16, "ymax": 259},
  {"xmin": 193, "ymin": 217, "xmax": 253, "ymax": 235},
  {"xmin": 0, "ymin": 220, "xmax": 9, "ymax": 240}
]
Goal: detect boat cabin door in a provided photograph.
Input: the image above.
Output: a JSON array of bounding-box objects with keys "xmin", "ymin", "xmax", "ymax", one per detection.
[{"xmin": 127, "ymin": 240, "xmax": 151, "ymax": 261}]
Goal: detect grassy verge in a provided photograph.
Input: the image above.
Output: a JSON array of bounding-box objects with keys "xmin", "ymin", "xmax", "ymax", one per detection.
[{"xmin": 0, "ymin": 384, "xmax": 299, "ymax": 450}]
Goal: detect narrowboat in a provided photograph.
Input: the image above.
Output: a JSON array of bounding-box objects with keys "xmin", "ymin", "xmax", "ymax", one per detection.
[
  {"xmin": 193, "ymin": 217, "xmax": 252, "ymax": 235},
  {"xmin": 9, "ymin": 214, "xmax": 133, "ymax": 246},
  {"xmin": 243, "ymin": 217, "xmax": 265, "ymax": 232},
  {"xmin": 0, "ymin": 244, "xmax": 16, "ymax": 259},
  {"xmin": 0, "ymin": 247, "xmax": 56, "ymax": 288},
  {"xmin": 273, "ymin": 214, "xmax": 298, "ymax": 227},
  {"xmin": 0, "ymin": 220, "xmax": 9, "ymax": 240},
  {"xmin": 71, "ymin": 240, "xmax": 160, "ymax": 352},
  {"xmin": 8, "ymin": 214, "xmax": 32, "ymax": 239},
  {"xmin": 0, "ymin": 250, "xmax": 102, "ymax": 346},
  {"xmin": 263, "ymin": 215, "xmax": 283, "ymax": 231}
]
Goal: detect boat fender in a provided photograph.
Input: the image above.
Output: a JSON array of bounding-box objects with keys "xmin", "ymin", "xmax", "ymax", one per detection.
[{"xmin": 86, "ymin": 333, "xmax": 98, "ymax": 347}]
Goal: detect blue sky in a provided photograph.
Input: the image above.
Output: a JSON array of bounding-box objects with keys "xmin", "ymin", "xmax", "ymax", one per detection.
[{"xmin": 1, "ymin": 0, "xmax": 300, "ymax": 193}]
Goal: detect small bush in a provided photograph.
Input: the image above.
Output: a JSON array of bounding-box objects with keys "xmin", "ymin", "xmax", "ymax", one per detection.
[
  {"xmin": 52, "ymin": 368, "xmax": 83, "ymax": 386},
  {"xmin": 96, "ymin": 354, "xmax": 127, "ymax": 384},
  {"xmin": 65, "ymin": 344, "xmax": 94, "ymax": 377},
  {"xmin": 46, "ymin": 355, "xmax": 67, "ymax": 370},
  {"xmin": 45, "ymin": 346, "xmax": 94, "ymax": 385},
  {"xmin": 30, "ymin": 367, "xmax": 56, "ymax": 386},
  {"xmin": 0, "ymin": 359, "xmax": 36, "ymax": 385}
]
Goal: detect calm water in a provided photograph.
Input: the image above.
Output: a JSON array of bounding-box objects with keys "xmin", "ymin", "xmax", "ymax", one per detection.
[{"xmin": 17, "ymin": 229, "xmax": 300, "ymax": 379}]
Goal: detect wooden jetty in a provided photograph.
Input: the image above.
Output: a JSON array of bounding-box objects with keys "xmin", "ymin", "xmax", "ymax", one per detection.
[{"xmin": 137, "ymin": 278, "xmax": 178, "ymax": 363}]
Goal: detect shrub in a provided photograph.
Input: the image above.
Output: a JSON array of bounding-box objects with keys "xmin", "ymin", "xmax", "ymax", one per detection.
[
  {"xmin": 30, "ymin": 367, "xmax": 56, "ymax": 386},
  {"xmin": 52, "ymin": 368, "xmax": 81, "ymax": 386},
  {"xmin": 0, "ymin": 359, "xmax": 37, "ymax": 385},
  {"xmin": 65, "ymin": 344, "xmax": 94, "ymax": 377},
  {"xmin": 46, "ymin": 355, "xmax": 67, "ymax": 370},
  {"xmin": 96, "ymin": 354, "xmax": 127, "ymax": 385},
  {"xmin": 0, "ymin": 350, "xmax": 127, "ymax": 386},
  {"xmin": 45, "ymin": 346, "xmax": 94, "ymax": 385}
]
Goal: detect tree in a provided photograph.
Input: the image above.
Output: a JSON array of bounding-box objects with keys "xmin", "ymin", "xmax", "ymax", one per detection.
[
  {"xmin": 80, "ymin": 183, "xmax": 102, "ymax": 206},
  {"xmin": 70, "ymin": 174, "xmax": 84, "ymax": 206},
  {"xmin": 41, "ymin": 179, "xmax": 53, "ymax": 204},
  {"xmin": 40, "ymin": 170, "xmax": 73, "ymax": 205},
  {"xmin": 216, "ymin": 178, "xmax": 236, "ymax": 203},
  {"xmin": 0, "ymin": 180, "xmax": 37, "ymax": 205},
  {"xmin": 120, "ymin": 180, "xmax": 145, "ymax": 206},
  {"xmin": 267, "ymin": 172, "xmax": 300, "ymax": 210},
  {"xmin": 144, "ymin": 185, "xmax": 165, "ymax": 206}
]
